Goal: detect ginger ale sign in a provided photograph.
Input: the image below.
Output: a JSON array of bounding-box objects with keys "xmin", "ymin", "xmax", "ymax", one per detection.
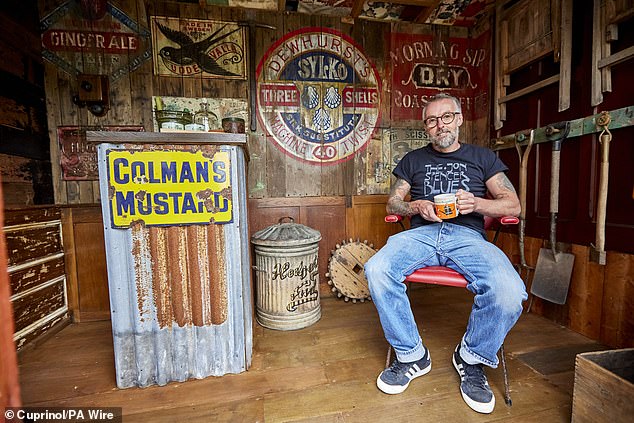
[{"xmin": 106, "ymin": 149, "xmax": 232, "ymax": 227}]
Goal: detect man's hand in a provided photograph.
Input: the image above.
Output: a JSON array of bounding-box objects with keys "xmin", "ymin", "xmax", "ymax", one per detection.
[
  {"xmin": 455, "ymin": 189, "xmax": 476, "ymax": 215},
  {"xmin": 411, "ymin": 199, "xmax": 442, "ymax": 222}
]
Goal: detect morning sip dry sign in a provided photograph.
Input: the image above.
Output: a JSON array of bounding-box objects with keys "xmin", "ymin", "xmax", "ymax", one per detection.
[{"xmin": 106, "ymin": 149, "xmax": 232, "ymax": 227}]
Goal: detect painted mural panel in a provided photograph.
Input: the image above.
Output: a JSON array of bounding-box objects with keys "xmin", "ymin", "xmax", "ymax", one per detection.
[
  {"xmin": 40, "ymin": 0, "xmax": 151, "ymax": 80},
  {"xmin": 151, "ymin": 16, "xmax": 247, "ymax": 79},
  {"xmin": 256, "ymin": 28, "xmax": 382, "ymax": 165},
  {"xmin": 388, "ymin": 30, "xmax": 490, "ymax": 121}
]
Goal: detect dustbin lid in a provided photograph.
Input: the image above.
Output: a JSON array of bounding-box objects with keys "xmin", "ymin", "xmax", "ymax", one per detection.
[{"xmin": 251, "ymin": 217, "xmax": 321, "ymax": 246}]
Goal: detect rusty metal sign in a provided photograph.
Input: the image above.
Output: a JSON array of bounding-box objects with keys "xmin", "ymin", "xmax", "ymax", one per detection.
[
  {"xmin": 58, "ymin": 126, "xmax": 143, "ymax": 180},
  {"xmin": 40, "ymin": 1, "xmax": 151, "ymax": 81},
  {"xmin": 106, "ymin": 148, "xmax": 233, "ymax": 227},
  {"xmin": 151, "ymin": 16, "xmax": 247, "ymax": 79},
  {"xmin": 256, "ymin": 27, "xmax": 382, "ymax": 165},
  {"xmin": 389, "ymin": 30, "xmax": 491, "ymax": 121}
]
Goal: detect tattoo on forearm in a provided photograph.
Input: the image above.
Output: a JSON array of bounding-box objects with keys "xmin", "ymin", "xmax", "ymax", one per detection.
[
  {"xmin": 389, "ymin": 178, "xmax": 409, "ymax": 197},
  {"xmin": 387, "ymin": 178, "xmax": 414, "ymax": 216},
  {"xmin": 390, "ymin": 201, "xmax": 414, "ymax": 216},
  {"xmin": 496, "ymin": 173, "xmax": 517, "ymax": 193}
]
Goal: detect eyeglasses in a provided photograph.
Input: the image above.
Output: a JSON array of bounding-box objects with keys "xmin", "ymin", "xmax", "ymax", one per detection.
[{"xmin": 423, "ymin": 112, "xmax": 461, "ymax": 128}]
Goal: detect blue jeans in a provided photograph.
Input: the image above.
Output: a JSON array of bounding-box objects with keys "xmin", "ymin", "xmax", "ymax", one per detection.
[{"xmin": 365, "ymin": 222, "xmax": 527, "ymax": 368}]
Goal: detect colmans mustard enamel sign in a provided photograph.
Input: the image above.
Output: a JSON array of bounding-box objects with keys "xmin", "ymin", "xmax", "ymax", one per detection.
[{"xmin": 106, "ymin": 149, "xmax": 232, "ymax": 227}]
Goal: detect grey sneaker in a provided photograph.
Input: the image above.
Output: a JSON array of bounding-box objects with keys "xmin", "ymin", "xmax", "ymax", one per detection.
[
  {"xmin": 452, "ymin": 344, "xmax": 495, "ymax": 413},
  {"xmin": 377, "ymin": 348, "xmax": 431, "ymax": 394}
]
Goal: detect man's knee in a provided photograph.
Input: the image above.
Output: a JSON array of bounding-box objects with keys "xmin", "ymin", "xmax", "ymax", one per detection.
[
  {"xmin": 365, "ymin": 250, "xmax": 393, "ymax": 295},
  {"xmin": 495, "ymin": 281, "xmax": 527, "ymax": 317},
  {"xmin": 364, "ymin": 254, "xmax": 382, "ymax": 285}
]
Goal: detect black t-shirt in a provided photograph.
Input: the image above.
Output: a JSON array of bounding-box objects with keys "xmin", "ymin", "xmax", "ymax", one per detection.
[{"xmin": 392, "ymin": 143, "xmax": 508, "ymax": 235}]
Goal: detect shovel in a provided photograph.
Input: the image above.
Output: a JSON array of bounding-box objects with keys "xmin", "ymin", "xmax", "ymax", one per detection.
[
  {"xmin": 530, "ymin": 124, "xmax": 575, "ymax": 304},
  {"xmin": 515, "ymin": 130, "xmax": 534, "ymax": 275}
]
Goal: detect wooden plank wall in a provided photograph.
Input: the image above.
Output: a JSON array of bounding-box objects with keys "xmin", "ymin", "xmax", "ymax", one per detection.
[
  {"xmin": 0, "ymin": 3, "xmax": 53, "ymax": 206},
  {"xmin": 494, "ymin": 231, "xmax": 633, "ymax": 349},
  {"xmin": 60, "ymin": 205, "xmax": 109, "ymax": 322},
  {"xmin": 34, "ymin": 0, "xmax": 634, "ymax": 352},
  {"xmin": 39, "ymin": 0, "xmax": 485, "ymax": 204},
  {"xmin": 248, "ymin": 195, "xmax": 401, "ymax": 297}
]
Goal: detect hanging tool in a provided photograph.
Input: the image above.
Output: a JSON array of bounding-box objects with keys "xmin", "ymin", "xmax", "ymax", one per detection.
[
  {"xmin": 530, "ymin": 122, "xmax": 575, "ymax": 304},
  {"xmin": 515, "ymin": 129, "xmax": 534, "ymax": 276},
  {"xmin": 590, "ymin": 111, "xmax": 612, "ymax": 265},
  {"xmin": 241, "ymin": 21, "xmax": 277, "ymax": 132}
]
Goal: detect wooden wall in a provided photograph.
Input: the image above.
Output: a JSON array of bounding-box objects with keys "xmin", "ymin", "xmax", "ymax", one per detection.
[
  {"xmin": 0, "ymin": 2, "xmax": 53, "ymax": 206},
  {"xmin": 495, "ymin": 231, "xmax": 634, "ymax": 349},
  {"xmin": 61, "ymin": 205, "xmax": 109, "ymax": 322},
  {"xmin": 248, "ymin": 195, "xmax": 402, "ymax": 296},
  {"xmin": 38, "ymin": 0, "xmax": 488, "ymax": 205},
  {"xmin": 27, "ymin": 0, "xmax": 634, "ymax": 352},
  {"xmin": 489, "ymin": 0, "xmax": 634, "ymax": 349}
]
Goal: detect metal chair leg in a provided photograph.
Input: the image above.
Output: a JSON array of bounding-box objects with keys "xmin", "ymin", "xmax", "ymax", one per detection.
[{"xmin": 500, "ymin": 343, "xmax": 512, "ymax": 406}]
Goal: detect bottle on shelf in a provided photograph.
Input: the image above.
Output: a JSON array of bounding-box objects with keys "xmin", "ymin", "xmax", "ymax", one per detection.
[{"xmin": 187, "ymin": 101, "xmax": 219, "ymax": 132}]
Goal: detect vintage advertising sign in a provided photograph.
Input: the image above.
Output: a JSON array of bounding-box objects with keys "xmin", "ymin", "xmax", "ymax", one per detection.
[
  {"xmin": 58, "ymin": 126, "xmax": 143, "ymax": 180},
  {"xmin": 40, "ymin": 1, "xmax": 151, "ymax": 81},
  {"xmin": 106, "ymin": 149, "xmax": 232, "ymax": 228},
  {"xmin": 388, "ymin": 31, "xmax": 490, "ymax": 121},
  {"xmin": 257, "ymin": 27, "xmax": 382, "ymax": 165},
  {"xmin": 151, "ymin": 17, "xmax": 247, "ymax": 79}
]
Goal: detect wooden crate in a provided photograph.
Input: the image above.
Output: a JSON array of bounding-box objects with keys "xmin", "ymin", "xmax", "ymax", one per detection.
[{"xmin": 572, "ymin": 348, "xmax": 634, "ymax": 423}]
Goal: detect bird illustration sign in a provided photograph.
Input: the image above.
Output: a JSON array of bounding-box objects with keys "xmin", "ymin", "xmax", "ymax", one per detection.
[{"xmin": 151, "ymin": 17, "xmax": 247, "ymax": 79}]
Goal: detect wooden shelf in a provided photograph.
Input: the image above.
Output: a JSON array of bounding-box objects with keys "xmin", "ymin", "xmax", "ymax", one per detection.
[{"xmin": 86, "ymin": 131, "xmax": 247, "ymax": 145}]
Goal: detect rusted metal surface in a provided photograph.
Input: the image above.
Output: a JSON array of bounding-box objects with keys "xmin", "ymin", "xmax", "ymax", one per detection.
[{"xmin": 96, "ymin": 141, "xmax": 252, "ymax": 388}]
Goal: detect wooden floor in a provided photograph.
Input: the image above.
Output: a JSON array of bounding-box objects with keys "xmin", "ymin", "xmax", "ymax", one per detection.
[{"xmin": 18, "ymin": 286, "xmax": 608, "ymax": 422}]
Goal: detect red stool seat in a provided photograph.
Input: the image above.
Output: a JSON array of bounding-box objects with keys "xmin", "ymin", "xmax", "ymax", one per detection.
[{"xmin": 406, "ymin": 266, "xmax": 468, "ymax": 288}]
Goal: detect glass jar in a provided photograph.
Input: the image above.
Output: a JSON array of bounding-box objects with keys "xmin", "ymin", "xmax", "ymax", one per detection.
[
  {"xmin": 155, "ymin": 110, "xmax": 193, "ymax": 131},
  {"xmin": 222, "ymin": 117, "xmax": 246, "ymax": 133},
  {"xmin": 191, "ymin": 102, "xmax": 219, "ymax": 131}
]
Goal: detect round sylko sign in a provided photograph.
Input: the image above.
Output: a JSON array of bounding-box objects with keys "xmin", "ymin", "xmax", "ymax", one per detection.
[{"xmin": 256, "ymin": 27, "xmax": 381, "ymax": 165}]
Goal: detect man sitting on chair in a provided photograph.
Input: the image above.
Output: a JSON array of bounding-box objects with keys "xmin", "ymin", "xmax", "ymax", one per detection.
[{"xmin": 364, "ymin": 93, "xmax": 527, "ymax": 414}]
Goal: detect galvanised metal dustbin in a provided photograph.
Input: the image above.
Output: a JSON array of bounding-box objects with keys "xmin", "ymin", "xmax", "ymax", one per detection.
[{"xmin": 252, "ymin": 217, "xmax": 321, "ymax": 330}]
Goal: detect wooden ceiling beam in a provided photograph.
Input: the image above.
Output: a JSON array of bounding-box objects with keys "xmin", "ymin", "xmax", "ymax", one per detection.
[
  {"xmin": 414, "ymin": 0, "xmax": 442, "ymax": 24},
  {"xmin": 390, "ymin": 0, "xmax": 438, "ymax": 5},
  {"xmin": 351, "ymin": 0, "xmax": 365, "ymax": 18}
]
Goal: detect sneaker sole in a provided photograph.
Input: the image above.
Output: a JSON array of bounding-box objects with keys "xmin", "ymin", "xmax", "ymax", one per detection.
[
  {"xmin": 376, "ymin": 361, "xmax": 432, "ymax": 395},
  {"xmin": 452, "ymin": 354, "xmax": 495, "ymax": 414}
]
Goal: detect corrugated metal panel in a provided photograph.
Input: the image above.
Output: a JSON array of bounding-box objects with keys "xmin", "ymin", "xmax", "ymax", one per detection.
[{"xmin": 96, "ymin": 143, "xmax": 251, "ymax": 389}]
